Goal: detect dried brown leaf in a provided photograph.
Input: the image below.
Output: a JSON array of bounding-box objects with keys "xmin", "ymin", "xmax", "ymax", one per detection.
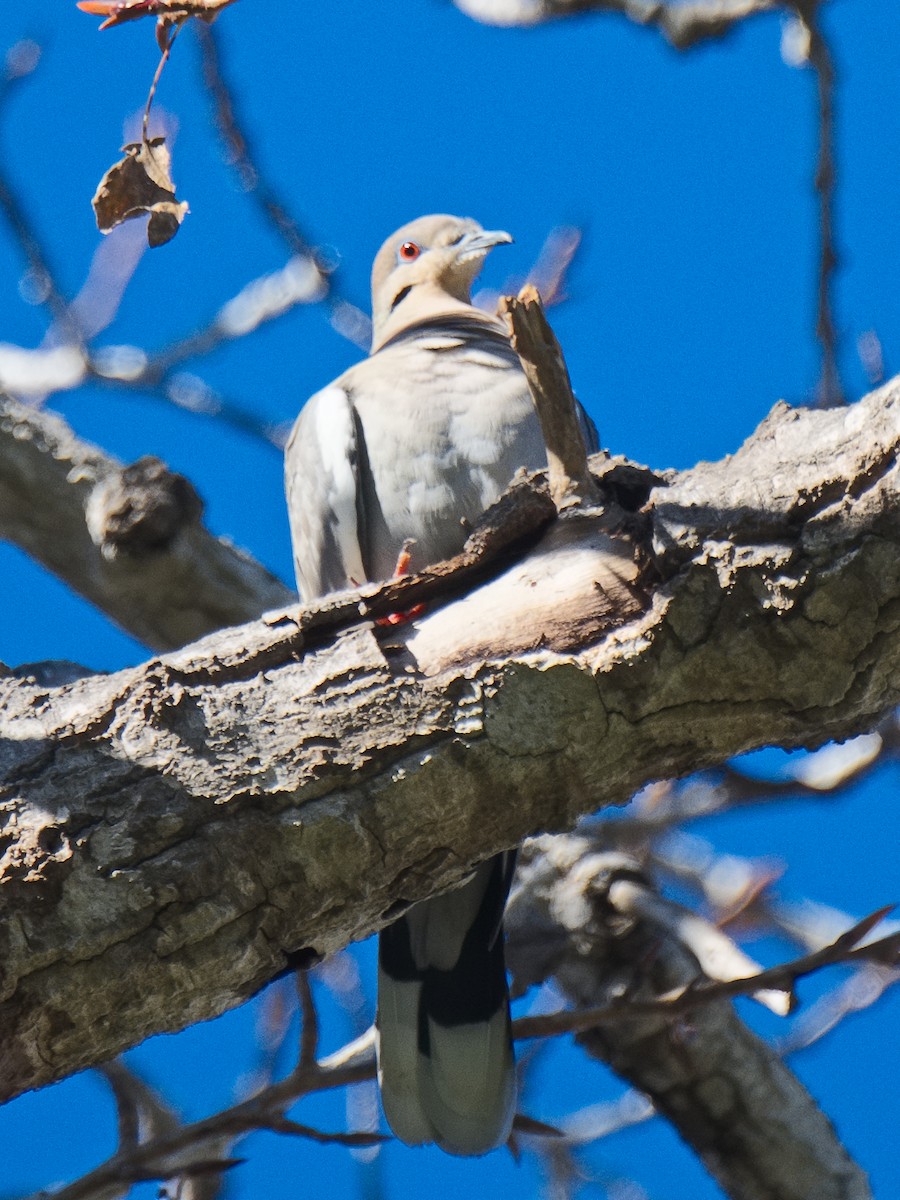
[
  {"xmin": 77, "ymin": 0, "xmax": 238, "ymax": 32},
  {"xmin": 92, "ymin": 137, "xmax": 188, "ymax": 247}
]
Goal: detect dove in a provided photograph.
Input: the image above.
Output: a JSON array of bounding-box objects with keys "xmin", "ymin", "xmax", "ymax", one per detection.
[{"xmin": 285, "ymin": 214, "xmax": 597, "ymax": 1154}]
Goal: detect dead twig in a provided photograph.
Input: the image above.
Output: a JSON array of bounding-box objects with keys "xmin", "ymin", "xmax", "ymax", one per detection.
[
  {"xmin": 0, "ymin": 41, "xmax": 85, "ymax": 347},
  {"xmin": 297, "ymin": 971, "xmax": 319, "ymax": 1069},
  {"xmin": 500, "ymin": 285, "xmax": 602, "ymax": 510}
]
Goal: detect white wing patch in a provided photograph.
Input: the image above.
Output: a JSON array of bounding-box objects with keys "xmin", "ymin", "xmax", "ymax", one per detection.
[
  {"xmin": 314, "ymin": 387, "xmax": 366, "ymax": 581},
  {"xmin": 285, "ymin": 384, "xmax": 366, "ymax": 599}
]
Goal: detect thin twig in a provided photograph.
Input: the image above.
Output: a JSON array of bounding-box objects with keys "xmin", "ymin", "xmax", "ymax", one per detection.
[
  {"xmin": 797, "ymin": 2, "xmax": 843, "ymax": 406},
  {"xmin": 0, "ymin": 172, "xmax": 83, "ymax": 346},
  {"xmin": 195, "ymin": 22, "xmax": 317, "ymax": 263},
  {"xmin": 142, "ymin": 23, "xmax": 182, "ymax": 142},
  {"xmin": 32, "ymin": 1047, "xmax": 376, "ymax": 1200},
  {"xmin": 0, "ymin": 43, "xmax": 85, "ymax": 348},
  {"xmin": 195, "ymin": 21, "xmax": 370, "ymax": 349},
  {"xmin": 620, "ymin": 722, "xmax": 894, "ymax": 837},
  {"xmin": 25, "ymin": 894, "xmax": 897, "ymax": 1199},
  {"xmin": 264, "ymin": 1115, "xmax": 386, "ymax": 1147},
  {"xmin": 98, "ymin": 1063, "xmax": 144, "ymax": 1151},
  {"xmin": 778, "ymin": 962, "xmax": 900, "ymax": 1056},
  {"xmin": 526, "ymin": 225, "xmax": 583, "ymax": 307},
  {"xmin": 297, "ymin": 970, "xmax": 319, "ymax": 1068}
]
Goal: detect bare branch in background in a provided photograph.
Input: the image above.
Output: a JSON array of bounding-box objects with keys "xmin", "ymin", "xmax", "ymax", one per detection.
[
  {"xmin": 0, "ymin": 38, "xmax": 42, "ymax": 107},
  {"xmin": 245, "ymin": 977, "xmax": 298, "ymax": 1092},
  {"xmin": 526, "ymin": 225, "xmax": 583, "ymax": 307},
  {"xmin": 151, "ymin": 259, "xmax": 325, "ymax": 373},
  {"xmin": 857, "ymin": 329, "xmax": 886, "ymax": 387},
  {"xmin": 620, "ymin": 767, "xmax": 900, "ymax": 1062},
  {"xmin": 457, "ymin": 0, "xmax": 846, "ymax": 415},
  {"xmin": 297, "ymin": 972, "xmax": 319, "ymax": 1070},
  {"xmin": 535, "ymin": 1100, "xmax": 655, "ymax": 1200},
  {"xmin": 791, "ymin": 2, "xmax": 843, "ymax": 405},
  {"xmin": 506, "ymin": 835, "xmax": 873, "ymax": 1200},
  {"xmin": 313, "ymin": 953, "xmax": 384, "ymax": 1189},
  {"xmin": 779, "ymin": 962, "xmax": 900, "ymax": 1055},
  {"xmin": 0, "ymin": 42, "xmax": 85, "ymax": 347},
  {"xmin": 514, "ymin": 907, "xmax": 898, "ymax": 1037},
  {"xmin": 2, "ymin": 3, "xmax": 895, "ymax": 1198},
  {"xmin": 195, "ymin": 21, "xmax": 372, "ymax": 350},
  {"xmin": 31, "ymin": 1035, "xmax": 377, "ymax": 1200},
  {"xmin": 453, "ymin": 0, "xmax": 785, "ymax": 50},
  {"xmin": 23, "ymin": 878, "xmax": 890, "ymax": 1200},
  {"xmin": 611, "ymin": 720, "xmax": 897, "ymax": 839},
  {"xmin": 474, "ymin": 225, "xmax": 584, "ymax": 313},
  {"xmin": 0, "ymin": 34, "xmax": 335, "ymax": 451}
]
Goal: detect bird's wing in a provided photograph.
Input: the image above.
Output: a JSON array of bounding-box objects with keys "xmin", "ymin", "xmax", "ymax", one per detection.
[{"xmin": 284, "ymin": 383, "xmax": 367, "ymax": 600}]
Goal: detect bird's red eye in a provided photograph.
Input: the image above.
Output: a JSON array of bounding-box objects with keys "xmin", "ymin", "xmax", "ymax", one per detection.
[{"xmin": 398, "ymin": 241, "xmax": 421, "ymax": 262}]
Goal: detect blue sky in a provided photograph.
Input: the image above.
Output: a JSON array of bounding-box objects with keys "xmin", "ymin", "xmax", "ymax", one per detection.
[{"xmin": 1, "ymin": 1, "xmax": 899, "ymax": 1197}]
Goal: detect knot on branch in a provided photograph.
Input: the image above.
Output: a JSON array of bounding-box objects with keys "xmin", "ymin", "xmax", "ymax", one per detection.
[{"xmin": 86, "ymin": 455, "xmax": 203, "ymax": 558}]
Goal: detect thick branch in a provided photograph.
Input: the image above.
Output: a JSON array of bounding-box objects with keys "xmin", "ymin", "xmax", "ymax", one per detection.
[
  {"xmin": 0, "ymin": 393, "xmax": 292, "ymax": 651},
  {"xmin": 1, "ymin": 377, "xmax": 899, "ymax": 1104}
]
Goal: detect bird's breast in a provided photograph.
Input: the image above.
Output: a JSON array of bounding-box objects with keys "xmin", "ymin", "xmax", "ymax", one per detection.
[{"xmin": 351, "ymin": 342, "xmax": 546, "ymax": 580}]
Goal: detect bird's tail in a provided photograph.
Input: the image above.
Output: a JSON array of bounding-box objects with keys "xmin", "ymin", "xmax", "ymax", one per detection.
[{"xmin": 376, "ymin": 854, "xmax": 516, "ymax": 1156}]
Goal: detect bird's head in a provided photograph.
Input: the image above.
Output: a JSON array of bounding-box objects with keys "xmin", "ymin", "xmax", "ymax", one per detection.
[{"xmin": 370, "ymin": 214, "xmax": 512, "ymax": 351}]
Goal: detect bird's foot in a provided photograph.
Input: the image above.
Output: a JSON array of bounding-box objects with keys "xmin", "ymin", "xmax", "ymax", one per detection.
[{"xmin": 375, "ymin": 540, "xmax": 425, "ymax": 626}]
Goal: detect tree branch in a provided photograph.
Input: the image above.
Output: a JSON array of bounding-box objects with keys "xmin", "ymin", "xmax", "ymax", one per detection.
[
  {"xmin": 1, "ymin": 376, "xmax": 898, "ymax": 1106},
  {"xmin": 506, "ymin": 834, "xmax": 873, "ymax": 1200},
  {"xmin": 195, "ymin": 21, "xmax": 372, "ymax": 349},
  {"xmin": 798, "ymin": 2, "xmax": 843, "ymax": 406},
  {"xmin": 0, "ymin": 392, "xmax": 292, "ymax": 651},
  {"xmin": 453, "ymin": 0, "xmax": 786, "ymax": 49}
]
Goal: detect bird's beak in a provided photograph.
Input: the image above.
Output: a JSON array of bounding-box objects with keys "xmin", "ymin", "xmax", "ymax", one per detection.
[{"xmin": 457, "ymin": 228, "xmax": 514, "ymax": 261}]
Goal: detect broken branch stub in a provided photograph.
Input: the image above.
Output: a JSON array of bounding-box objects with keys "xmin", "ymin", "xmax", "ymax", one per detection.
[{"xmin": 500, "ymin": 284, "xmax": 603, "ymax": 511}]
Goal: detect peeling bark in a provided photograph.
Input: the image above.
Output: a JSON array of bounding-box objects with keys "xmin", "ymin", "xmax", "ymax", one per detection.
[{"xmin": 1, "ymin": 377, "xmax": 898, "ymax": 1114}]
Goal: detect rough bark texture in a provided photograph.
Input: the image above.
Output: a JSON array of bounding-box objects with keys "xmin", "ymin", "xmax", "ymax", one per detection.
[
  {"xmin": 1, "ymin": 377, "xmax": 898, "ymax": 1113},
  {"xmin": 506, "ymin": 834, "xmax": 872, "ymax": 1200},
  {"xmin": 0, "ymin": 393, "xmax": 292, "ymax": 651}
]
